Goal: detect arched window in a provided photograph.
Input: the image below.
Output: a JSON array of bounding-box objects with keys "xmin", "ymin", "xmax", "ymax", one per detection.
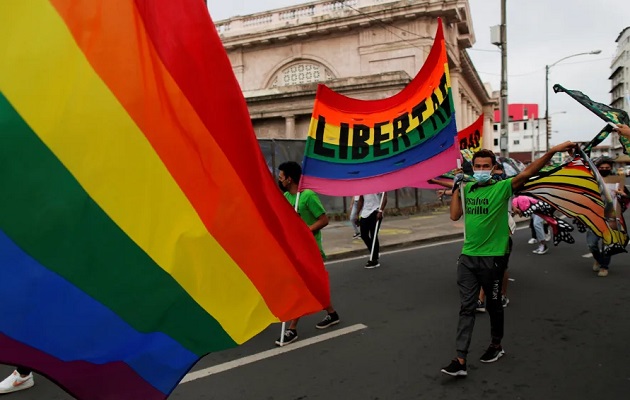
[{"xmin": 269, "ymin": 62, "xmax": 334, "ymax": 88}]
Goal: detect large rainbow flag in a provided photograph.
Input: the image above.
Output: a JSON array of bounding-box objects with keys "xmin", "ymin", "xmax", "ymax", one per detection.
[
  {"xmin": 0, "ymin": 1, "xmax": 330, "ymax": 399},
  {"xmin": 299, "ymin": 20, "xmax": 459, "ymax": 196}
]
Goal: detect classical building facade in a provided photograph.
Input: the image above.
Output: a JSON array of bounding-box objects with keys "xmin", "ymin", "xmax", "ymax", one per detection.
[
  {"xmin": 215, "ymin": 0, "xmax": 496, "ymax": 141},
  {"xmin": 610, "ymin": 26, "xmax": 630, "ymax": 156}
]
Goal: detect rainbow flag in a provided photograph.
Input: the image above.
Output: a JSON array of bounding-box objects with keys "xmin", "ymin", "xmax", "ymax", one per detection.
[
  {"xmin": 518, "ymin": 149, "xmax": 628, "ymax": 255},
  {"xmin": 299, "ymin": 19, "xmax": 459, "ymax": 196},
  {"xmin": 0, "ymin": 1, "xmax": 330, "ymax": 399}
]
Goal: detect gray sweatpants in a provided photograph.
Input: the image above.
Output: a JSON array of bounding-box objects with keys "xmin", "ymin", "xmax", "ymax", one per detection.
[{"xmin": 455, "ymin": 254, "xmax": 506, "ymax": 360}]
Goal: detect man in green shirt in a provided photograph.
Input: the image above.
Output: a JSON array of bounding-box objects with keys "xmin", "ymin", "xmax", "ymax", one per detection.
[
  {"xmin": 275, "ymin": 161, "xmax": 340, "ymax": 346},
  {"xmin": 441, "ymin": 142, "xmax": 575, "ymax": 377}
]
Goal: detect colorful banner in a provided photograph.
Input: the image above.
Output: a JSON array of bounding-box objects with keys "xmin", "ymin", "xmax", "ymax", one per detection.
[
  {"xmin": 517, "ymin": 149, "xmax": 628, "ymax": 255},
  {"xmin": 458, "ymin": 113, "xmax": 484, "ymax": 154},
  {"xmin": 554, "ymin": 84, "xmax": 630, "ymax": 154},
  {"xmin": 298, "ymin": 19, "xmax": 459, "ymax": 196},
  {"xmin": 0, "ymin": 1, "xmax": 330, "ymax": 399}
]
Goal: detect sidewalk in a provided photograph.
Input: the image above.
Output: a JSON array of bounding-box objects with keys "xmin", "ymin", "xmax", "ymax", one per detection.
[{"xmin": 323, "ymin": 207, "xmax": 528, "ymax": 261}]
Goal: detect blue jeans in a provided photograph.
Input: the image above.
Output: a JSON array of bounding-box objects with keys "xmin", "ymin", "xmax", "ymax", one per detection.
[
  {"xmin": 586, "ymin": 230, "xmax": 610, "ymax": 269},
  {"xmin": 532, "ymin": 215, "xmax": 546, "ymax": 242}
]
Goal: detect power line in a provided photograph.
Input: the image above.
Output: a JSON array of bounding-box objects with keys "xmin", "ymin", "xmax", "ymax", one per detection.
[
  {"xmin": 468, "ymin": 48, "xmax": 501, "ymax": 53},
  {"xmin": 339, "ymin": 2, "xmax": 439, "ymax": 57},
  {"xmin": 476, "ymin": 57, "xmax": 614, "ymax": 77}
]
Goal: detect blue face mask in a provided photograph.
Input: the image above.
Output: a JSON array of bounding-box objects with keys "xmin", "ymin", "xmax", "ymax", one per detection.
[{"xmin": 473, "ymin": 170, "xmax": 492, "ymax": 183}]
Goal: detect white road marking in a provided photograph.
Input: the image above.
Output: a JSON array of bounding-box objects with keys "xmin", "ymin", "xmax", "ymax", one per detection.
[
  {"xmin": 326, "ymin": 225, "xmax": 528, "ymax": 265},
  {"xmin": 180, "ymin": 324, "xmax": 368, "ymax": 383}
]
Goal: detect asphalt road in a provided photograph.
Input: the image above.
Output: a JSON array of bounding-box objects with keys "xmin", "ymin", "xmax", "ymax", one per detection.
[{"xmin": 3, "ymin": 227, "xmax": 630, "ymax": 399}]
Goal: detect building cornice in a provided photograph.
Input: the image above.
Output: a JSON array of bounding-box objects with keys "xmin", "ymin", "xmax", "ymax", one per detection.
[
  {"xmin": 217, "ymin": 0, "xmax": 467, "ymax": 50},
  {"xmin": 245, "ymin": 70, "xmax": 411, "ymax": 103}
]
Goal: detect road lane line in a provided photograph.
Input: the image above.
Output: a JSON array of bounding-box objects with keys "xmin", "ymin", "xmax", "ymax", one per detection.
[
  {"xmin": 326, "ymin": 225, "xmax": 529, "ymax": 265},
  {"xmin": 181, "ymin": 323, "xmax": 368, "ymax": 383}
]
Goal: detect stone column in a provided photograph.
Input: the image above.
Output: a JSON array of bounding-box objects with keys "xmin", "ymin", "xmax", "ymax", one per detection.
[
  {"xmin": 449, "ymin": 68, "xmax": 462, "ymax": 129},
  {"xmin": 285, "ymin": 115, "xmax": 296, "ymax": 139}
]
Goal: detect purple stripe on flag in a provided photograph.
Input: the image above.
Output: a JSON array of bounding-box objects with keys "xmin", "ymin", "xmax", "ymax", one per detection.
[
  {"xmin": 0, "ymin": 334, "xmax": 167, "ymax": 400},
  {"xmin": 299, "ymin": 142, "xmax": 460, "ymax": 196}
]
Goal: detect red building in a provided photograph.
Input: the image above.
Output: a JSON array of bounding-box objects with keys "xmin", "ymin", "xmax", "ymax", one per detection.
[{"xmin": 493, "ymin": 104, "xmax": 539, "ymax": 122}]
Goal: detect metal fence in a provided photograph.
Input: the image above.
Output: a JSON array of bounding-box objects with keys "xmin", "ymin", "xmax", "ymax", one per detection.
[{"xmin": 259, "ymin": 138, "xmax": 444, "ymax": 216}]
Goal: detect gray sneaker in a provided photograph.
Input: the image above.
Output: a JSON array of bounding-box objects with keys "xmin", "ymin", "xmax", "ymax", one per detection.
[{"xmin": 532, "ymin": 245, "xmax": 548, "ymax": 255}]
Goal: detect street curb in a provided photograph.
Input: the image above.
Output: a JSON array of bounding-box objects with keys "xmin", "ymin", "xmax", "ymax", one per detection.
[{"xmin": 324, "ymin": 220, "xmax": 529, "ymax": 262}]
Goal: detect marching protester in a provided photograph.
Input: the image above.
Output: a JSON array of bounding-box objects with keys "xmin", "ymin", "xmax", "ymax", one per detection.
[
  {"xmin": 348, "ymin": 195, "xmax": 361, "ymax": 239},
  {"xmin": 441, "ymin": 142, "xmax": 576, "ymax": 377},
  {"xmin": 355, "ymin": 193, "xmax": 387, "ymax": 269},
  {"xmin": 587, "ymin": 157, "xmax": 630, "ymax": 277},
  {"xmin": 275, "ymin": 162, "xmax": 341, "ymax": 346}
]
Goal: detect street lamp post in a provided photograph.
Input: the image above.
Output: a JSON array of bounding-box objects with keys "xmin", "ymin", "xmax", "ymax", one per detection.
[{"xmin": 545, "ymin": 50, "xmax": 601, "ymax": 152}]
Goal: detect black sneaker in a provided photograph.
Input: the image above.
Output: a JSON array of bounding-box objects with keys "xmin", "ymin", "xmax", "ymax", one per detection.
[
  {"xmin": 365, "ymin": 260, "xmax": 380, "ymax": 269},
  {"xmin": 315, "ymin": 312, "xmax": 340, "ymax": 329},
  {"xmin": 501, "ymin": 295, "xmax": 510, "ymax": 308},
  {"xmin": 440, "ymin": 359, "xmax": 467, "ymax": 377},
  {"xmin": 479, "ymin": 345, "xmax": 505, "ymax": 363},
  {"xmin": 274, "ymin": 329, "xmax": 298, "ymax": 346},
  {"xmin": 475, "ymin": 299, "xmax": 486, "ymax": 312}
]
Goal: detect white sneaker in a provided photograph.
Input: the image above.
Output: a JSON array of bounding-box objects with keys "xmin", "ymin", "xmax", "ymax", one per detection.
[
  {"xmin": 0, "ymin": 371, "xmax": 34, "ymax": 394},
  {"xmin": 532, "ymin": 245, "xmax": 548, "ymax": 255},
  {"xmin": 527, "ymin": 238, "xmax": 538, "ymax": 245}
]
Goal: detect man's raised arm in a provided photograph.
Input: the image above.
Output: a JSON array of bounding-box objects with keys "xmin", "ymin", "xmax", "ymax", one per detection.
[{"xmin": 511, "ymin": 141, "xmax": 576, "ymax": 190}]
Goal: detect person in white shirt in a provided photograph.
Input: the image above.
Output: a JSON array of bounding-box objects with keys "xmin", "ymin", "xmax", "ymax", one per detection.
[
  {"xmin": 355, "ymin": 193, "xmax": 387, "ymax": 268},
  {"xmin": 348, "ymin": 195, "xmax": 361, "ymax": 239}
]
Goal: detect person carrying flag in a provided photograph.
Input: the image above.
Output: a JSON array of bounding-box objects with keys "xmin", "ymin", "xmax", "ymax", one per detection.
[
  {"xmin": 441, "ymin": 142, "xmax": 576, "ymax": 377},
  {"xmin": 275, "ymin": 161, "xmax": 341, "ymax": 346}
]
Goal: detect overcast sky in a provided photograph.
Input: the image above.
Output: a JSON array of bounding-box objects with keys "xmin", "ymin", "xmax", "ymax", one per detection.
[{"xmin": 208, "ymin": 0, "xmax": 630, "ymax": 146}]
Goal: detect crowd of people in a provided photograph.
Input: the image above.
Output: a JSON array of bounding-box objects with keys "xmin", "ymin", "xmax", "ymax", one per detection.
[{"xmin": 3, "ymin": 126, "xmax": 629, "ymax": 394}]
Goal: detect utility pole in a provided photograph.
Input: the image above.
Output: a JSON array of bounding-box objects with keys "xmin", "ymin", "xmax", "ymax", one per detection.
[
  {"xmin": 499, "ymin": 0, "xmax": 508, "ymax": 157},
  {"xmin": 545, "ymin": 65, "xmax": 550, "ymax": 152}
]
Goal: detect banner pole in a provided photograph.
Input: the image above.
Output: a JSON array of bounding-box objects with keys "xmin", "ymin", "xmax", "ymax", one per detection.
[{"xmin": 369, "ymin": 192, "xmax": 386, "ymax": 262}]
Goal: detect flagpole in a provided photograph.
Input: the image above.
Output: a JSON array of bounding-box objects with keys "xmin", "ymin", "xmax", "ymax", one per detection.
[
  {"xmin": 279, "ymin": 191, "xmax": 301, "ymax": 346},
  {"xmin": 369, "ymin": 192, "xmax": 386, "ymax": 262}
]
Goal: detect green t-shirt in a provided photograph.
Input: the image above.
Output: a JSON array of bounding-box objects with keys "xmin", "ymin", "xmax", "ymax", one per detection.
[
  {"xmin": 461, "ymin": 178, "xmax": 513, "ymax": 256},
  {"xmin": 284, "ymin": 189, "xmax": 327, "ymax": 259}
]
